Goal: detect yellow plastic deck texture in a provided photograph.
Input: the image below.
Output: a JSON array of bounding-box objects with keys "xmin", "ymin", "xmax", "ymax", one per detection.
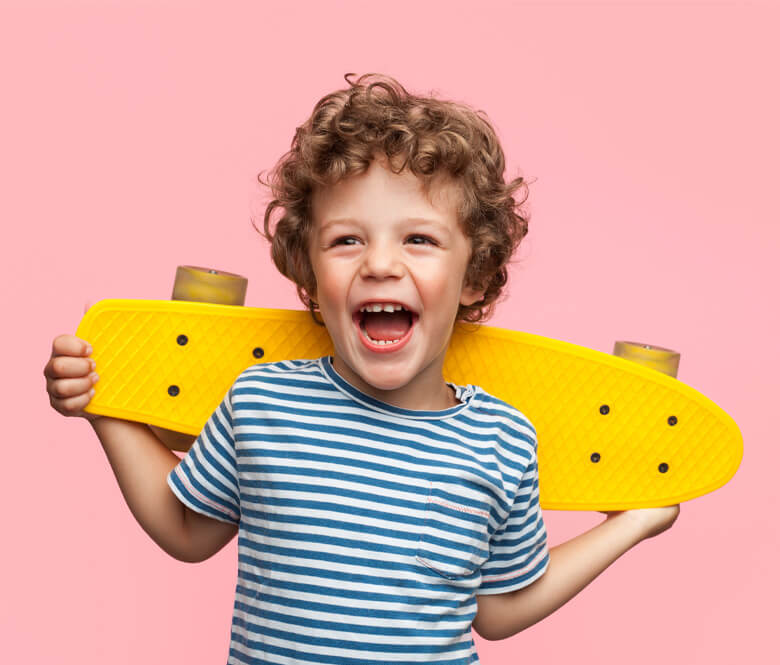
[{"xmin": 77, "ymin": 299, "xmax": 742, "ymax": 511}]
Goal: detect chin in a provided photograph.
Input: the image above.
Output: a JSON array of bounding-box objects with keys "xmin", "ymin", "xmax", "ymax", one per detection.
[
  {"xmin": 354, "ymin": 363, "xmax": 414, "ymax": 393},
  {"xmin": 363, "ymin": 371, "xmax": 411, "ymax": 392}
]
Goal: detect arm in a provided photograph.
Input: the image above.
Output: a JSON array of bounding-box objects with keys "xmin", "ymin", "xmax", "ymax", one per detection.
[
  {"xmin": 149, "ymin": 424, "xmax": 197, "ymax": 452},
  {"xmin": 91, "ymin": 417, "xmax": 237, "ymax": 563},
  {"xmin": 45, "ymin": 334, "xmax": 236, "ymax": 563},
  {"xmin": 472, "ymin": 506, "xmax": 679, "ymax": 641}
]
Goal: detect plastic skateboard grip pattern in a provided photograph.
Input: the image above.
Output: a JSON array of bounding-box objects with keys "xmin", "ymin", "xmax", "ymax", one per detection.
[{"xmin": 76, "ymin": 299, "xmax": 743, "ymax": 511}]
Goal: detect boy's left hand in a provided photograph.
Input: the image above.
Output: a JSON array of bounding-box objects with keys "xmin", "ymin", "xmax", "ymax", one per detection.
[{"xmin": 601, "ymin": 505, "xmax": 681, "ymax": 541}]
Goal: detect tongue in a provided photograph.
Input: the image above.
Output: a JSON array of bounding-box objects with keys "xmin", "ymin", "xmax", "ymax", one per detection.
[{"xmin": 363, "ymin": 311, "xmax": 411, "ymax": 341}]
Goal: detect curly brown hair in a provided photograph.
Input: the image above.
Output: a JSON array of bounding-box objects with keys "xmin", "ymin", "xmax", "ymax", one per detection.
[{"xmin": 256, "ymin": 72, "xmax": 530, "ymax": 323}]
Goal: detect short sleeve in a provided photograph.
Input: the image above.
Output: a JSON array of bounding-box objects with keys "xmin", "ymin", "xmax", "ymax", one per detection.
[
  {"xmin": 477, "ymin": 446, "xmax": 549, "ymax": 595},
  {"xmin": 166, "ymin": 387, "xmax": 241, "ymax": 525}
]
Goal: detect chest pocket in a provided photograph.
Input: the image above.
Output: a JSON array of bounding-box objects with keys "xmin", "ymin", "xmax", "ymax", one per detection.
[{"xmin": 416, "ymin": 480, "xmax": 492, "ymax": 580}]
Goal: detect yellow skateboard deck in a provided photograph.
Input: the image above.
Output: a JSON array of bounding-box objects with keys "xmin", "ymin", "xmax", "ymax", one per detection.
[{"xmin": 76, "ymin": 298, "xmax": 742, "ymax": 511}]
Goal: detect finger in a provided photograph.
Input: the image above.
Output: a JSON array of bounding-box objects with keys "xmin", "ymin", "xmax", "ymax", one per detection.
[
  {"xmin": 51, "ymin": 334, "xmax": 92, "ymax": 359},
  {"xmin": 45, "ymin": 355, "xmax": 95, "ymax": 379},
  {"xmin": 49, "ymin": 374, "xmax": 98, "ymax": 400},
  {"xmin": 52, "ymin": 389, "xmax": 95, "ymax": 417}
]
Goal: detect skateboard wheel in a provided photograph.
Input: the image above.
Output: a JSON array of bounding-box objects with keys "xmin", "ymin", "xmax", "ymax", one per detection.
[
  {"xmin": 172, "ymin": 265, "xmax": 248, "ymax": 306},
  {"xmin": 613, "ymin": 341, "xmax": 680, "ymax": 378},
  {"xmin": 153, "ymin": 265, "xmax": 248, "ymax": 451}
]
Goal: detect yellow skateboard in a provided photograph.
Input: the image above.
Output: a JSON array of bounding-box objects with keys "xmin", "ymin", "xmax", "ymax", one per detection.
[{"xmin": 76, "ymin": 266, "xmax": 743, "ymax": 511}]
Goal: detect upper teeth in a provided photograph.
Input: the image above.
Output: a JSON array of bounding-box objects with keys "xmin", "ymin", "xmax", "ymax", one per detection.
[{"xmin": 360, "ymin": 303, "xmax": 406, "ymax": 313}]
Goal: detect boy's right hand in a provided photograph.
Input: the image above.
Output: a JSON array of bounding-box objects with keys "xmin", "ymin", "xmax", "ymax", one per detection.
[{"xmin": 44, "ymin": 334, "xmax": 102, "ymax": 422}]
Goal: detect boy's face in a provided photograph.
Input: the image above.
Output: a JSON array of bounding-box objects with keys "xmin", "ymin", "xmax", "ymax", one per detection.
[{"xmin": 309, "ymin": 156, "xmax": 484, "ymax": 410}]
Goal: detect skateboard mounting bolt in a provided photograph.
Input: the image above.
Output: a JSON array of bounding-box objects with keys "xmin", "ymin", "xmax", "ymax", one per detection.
[
  {"xmin": 177, "ymin": 335, "xmax": 188, "ymax": 346},
  {"xmin": 253, "ymin": 347, "xmax": 264, "ymax": 359},
  {"xmin": 599, "ymin": 405, "xmax": 610, "ymax": 415},
  {"xmin": 668, "ymin": 416, "xmax": 678, "ymax": 426},
  {"xmin": 168, "ymin": 385, "xmax": 180, "ymax": 397},
  {"xmin": 590, "ymin": 452, "xmax": 601, "ymax": 463},
  {"xmin": 208, "ymin": 269, "xmax": 218, "ymax": 274},
  {"xmin": 658, "ymin": 462, "xmax": 669, "ymax": 473}
]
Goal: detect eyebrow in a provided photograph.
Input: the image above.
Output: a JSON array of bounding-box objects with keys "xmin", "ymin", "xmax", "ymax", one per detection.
[{"xmin": 320, "ymin": 217, "xmax": 447, "ymax": 229}]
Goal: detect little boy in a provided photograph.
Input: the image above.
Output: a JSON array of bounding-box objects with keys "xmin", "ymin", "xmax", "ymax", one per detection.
[{"xmin": 44, "ymin": 73, "xmax": 679, "ymax": 664}]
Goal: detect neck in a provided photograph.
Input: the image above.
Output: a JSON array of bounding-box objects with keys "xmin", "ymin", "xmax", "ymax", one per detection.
[{"xmin": 330, "ymin": 356, "xmax": 458, "ymax": 411}]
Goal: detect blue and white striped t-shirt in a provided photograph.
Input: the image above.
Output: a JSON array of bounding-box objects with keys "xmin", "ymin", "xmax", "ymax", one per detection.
[{"xmin": 167, "ymin": 357, "xmax": 549, "ymax": 665}]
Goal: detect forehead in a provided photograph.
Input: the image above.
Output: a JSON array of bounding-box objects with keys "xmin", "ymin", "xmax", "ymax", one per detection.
[{"xmin": 311, "ymin": 157, "xmax": 462, "ymax": 225}]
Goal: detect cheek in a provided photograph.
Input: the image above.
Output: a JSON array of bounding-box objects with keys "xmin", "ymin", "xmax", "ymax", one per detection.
[
  {"xmin": 311, "ymin": 266, "xmax": 345, "ymax": 306},
  {"xmin": 308, "ymin": 253, "xmax": 334, "ymax": 299}
]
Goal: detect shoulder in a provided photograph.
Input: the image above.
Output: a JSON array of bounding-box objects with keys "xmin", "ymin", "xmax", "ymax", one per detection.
[
  {"xmin": 228, "ymin": 357, "xmax": 334, "ymax": 402},
  {"xmin": 235, "ymin": 357, "xmax": 323, "ymax": 382},
  {"xmin": 465, "ymin": 387, "xmax": 536, "ymax": 440},
  {"xmin": 460, "ymin": 386, "xmax": 539, "ymax": 467}
]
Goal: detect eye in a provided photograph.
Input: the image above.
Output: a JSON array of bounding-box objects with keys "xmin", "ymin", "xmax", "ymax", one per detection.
[
  {"xmin": 332, "ymin": 236, "xmax": 360, "ymax": 246},
  {"xmin": 406, "ymin": 234, "xmax": 437, "ymax": 246}
]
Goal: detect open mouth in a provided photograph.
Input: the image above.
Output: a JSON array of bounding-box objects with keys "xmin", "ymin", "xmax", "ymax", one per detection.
[{"xmin": 353, "ymin": 302, "xmax": 418, "ymax": 350}]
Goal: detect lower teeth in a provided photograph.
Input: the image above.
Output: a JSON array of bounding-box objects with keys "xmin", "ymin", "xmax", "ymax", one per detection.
[{"xmin": 362, "ymin": 330, "xmax": 401, "ymax": 345}]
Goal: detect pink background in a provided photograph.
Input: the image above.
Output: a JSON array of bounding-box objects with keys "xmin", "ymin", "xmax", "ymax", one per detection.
[{"xmin": 2, "ymin": 1, "xmax": 777, "ymax": 663}]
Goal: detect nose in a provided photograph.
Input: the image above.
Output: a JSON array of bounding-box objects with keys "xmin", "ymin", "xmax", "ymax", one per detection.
[{"xmin": 359, "ymin": 240, "xmax": 404, "ymax": 280}]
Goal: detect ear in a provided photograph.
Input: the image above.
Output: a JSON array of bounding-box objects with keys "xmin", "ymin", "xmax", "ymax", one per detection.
[
  {"xmin": 459, "ymin": 284, "xmax": 485, "ymax": 307},
  {"xmin": 301, "ymin": 276, "xmax": 318, "ymax": 310}
]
